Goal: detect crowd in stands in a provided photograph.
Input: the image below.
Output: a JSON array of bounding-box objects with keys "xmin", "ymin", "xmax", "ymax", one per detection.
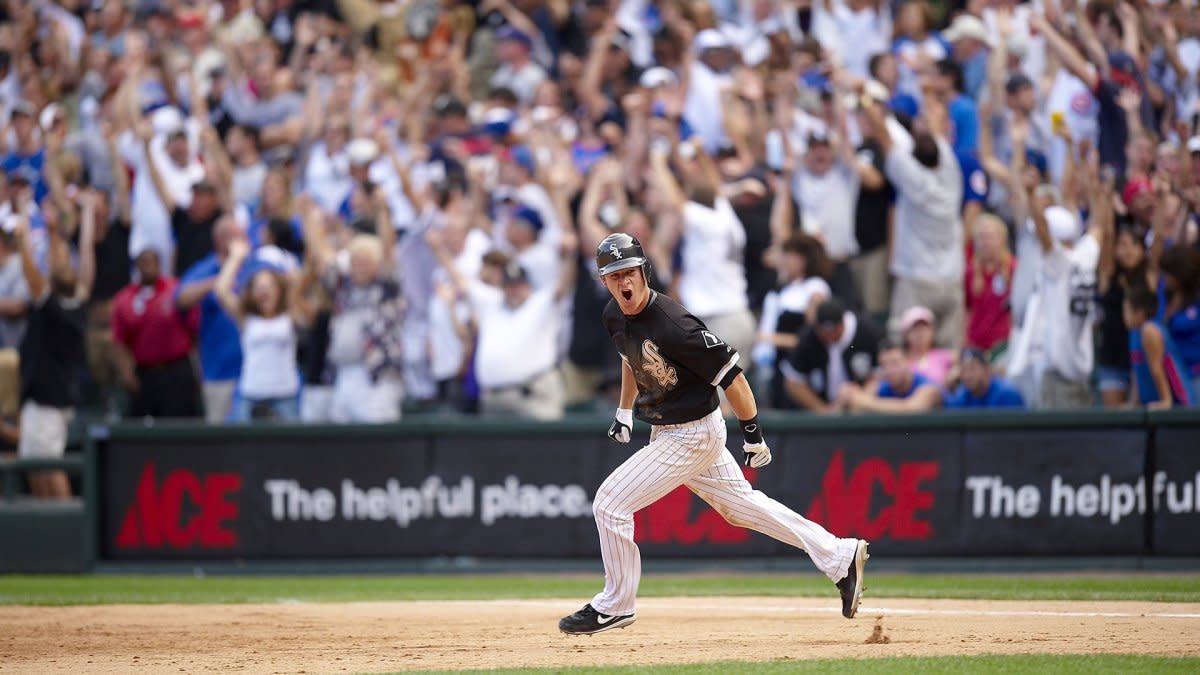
[{"xmin": 2, "ymin": 0, "xmax": 1200, "ymax": 474}]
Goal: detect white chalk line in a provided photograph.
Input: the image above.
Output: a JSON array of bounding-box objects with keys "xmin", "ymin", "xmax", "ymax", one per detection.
[{"xmin": 480, "ymin": 599, "xmax": 1200, "ymax": 620}]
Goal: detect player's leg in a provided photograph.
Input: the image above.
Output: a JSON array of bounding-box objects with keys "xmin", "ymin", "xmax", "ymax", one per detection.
[
  {"xmin": 684, "ymin": 448, "xmax": 868, "ymax": 616},
  {"xmin": 589, "ymin": 412, "xmax": 727, "ymax": 617}
]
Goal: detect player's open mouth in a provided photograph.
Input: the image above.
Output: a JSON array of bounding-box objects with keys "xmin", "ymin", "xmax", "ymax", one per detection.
[{"xmin": 622, "ymin": 290, "xmax": 633, "ymax": 302}]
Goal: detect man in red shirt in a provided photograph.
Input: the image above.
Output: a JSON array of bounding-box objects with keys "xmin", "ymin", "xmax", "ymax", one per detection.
[{"xmin": 112, "ymin": 247, "xmax": 202, "ymax": 418}]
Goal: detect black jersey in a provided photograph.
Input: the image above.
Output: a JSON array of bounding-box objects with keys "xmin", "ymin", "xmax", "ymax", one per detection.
[{"xmin": 603, "ymin": 291, "xmax": 743, "ymax": 425}]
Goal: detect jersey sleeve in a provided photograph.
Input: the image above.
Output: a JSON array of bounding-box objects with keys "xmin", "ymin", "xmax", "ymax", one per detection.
[{"xmin": 672, "ymin": 315, "xmax": 742, "ymax": 389}]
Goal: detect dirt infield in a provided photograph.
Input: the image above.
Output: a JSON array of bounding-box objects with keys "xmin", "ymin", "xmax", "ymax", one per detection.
[{"xmin": 3, "ymin": 597, "xmax": 1199, "ymax": 673}]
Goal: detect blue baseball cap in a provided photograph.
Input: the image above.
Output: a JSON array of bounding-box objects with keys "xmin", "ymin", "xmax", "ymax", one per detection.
[
  {"xmin": 511, "ymin": 205, "xmax": 544, "ymax": 233},
  {"xmin": 508, "ymin": 145, "xmax": 536, "ymax": 174},
  {"xmin": 497, "ymin": 25, "xmax": 532, "ymax": 50}
]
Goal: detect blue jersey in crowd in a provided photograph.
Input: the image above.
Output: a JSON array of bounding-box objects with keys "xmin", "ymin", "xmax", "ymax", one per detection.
[
  {"xmin": 947, "ymin": 93, "xmax": 979, "ymax": 155},
  {"xmin": 1130, "ymin": 321, "xmax": 1195, "ymax": 406},
  {"xmin": 1155, "ymin": 283, "xmax": 1200, "ymax": 379},
  {"xmin": 2, "ymin": 148, "xmax": 48, "ymax": 204},
  {"xmin": 878, "ymin": 372, "xmax": 933, "ymax": 399},
  {"xmin": 944, "ymin": 377, "xmax": 1025, "ymax": 409}
]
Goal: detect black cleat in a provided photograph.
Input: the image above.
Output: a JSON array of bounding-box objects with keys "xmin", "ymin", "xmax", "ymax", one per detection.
[
  {"xmin": 558, "ymin": 603, "xmax": 636, "ymax": 635},
  {"xmin": 835, "ymin": 539, "xmax": 869, "ymax": 619}
]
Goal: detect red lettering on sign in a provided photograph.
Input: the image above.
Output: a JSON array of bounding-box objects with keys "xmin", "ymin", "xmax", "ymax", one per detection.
[
  {"xmin": 805, "ymin": 450, "xmax": 938, "ymax": 540},
  {"xmin": 634, "ymin": 467, "xmax": 758, "ymax": 545},
  {"xmin": 115, "ymin": 462, "xmax": 242, "ymax": 550}
]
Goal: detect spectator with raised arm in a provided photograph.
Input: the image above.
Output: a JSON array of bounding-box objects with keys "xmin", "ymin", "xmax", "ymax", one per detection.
[
  {"xmin": 13, "ymin": 191, "xmax": 94, "ymax": 498},
  {"xmin": 862, "ymin": 94, "xmax": 964, "ymax": 350}
]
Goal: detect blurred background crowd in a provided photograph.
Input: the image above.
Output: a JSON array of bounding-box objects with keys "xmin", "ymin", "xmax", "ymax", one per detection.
[{"xmin": 2, "ymin": 0, "xmax": 1200, "ymax": 454}]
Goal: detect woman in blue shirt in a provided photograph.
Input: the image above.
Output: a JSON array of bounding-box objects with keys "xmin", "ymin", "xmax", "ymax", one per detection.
[{"xmin": 1157, "ymin": 246, "xmax": 1200, "ymax": 398}]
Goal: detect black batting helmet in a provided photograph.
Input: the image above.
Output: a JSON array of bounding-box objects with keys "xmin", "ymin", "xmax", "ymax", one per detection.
[{"xmin": 596, "ymin": 232, "xmax": 650, "ymax": 278}]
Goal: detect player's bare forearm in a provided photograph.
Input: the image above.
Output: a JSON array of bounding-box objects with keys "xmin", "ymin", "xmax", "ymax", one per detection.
[
  {"xmin": 724, "ymin": 373, "xmax": 758, "ymax": 422},
  {"xmin": 619, "ymin": 360, "xmax": 638, "ymax": 409}
]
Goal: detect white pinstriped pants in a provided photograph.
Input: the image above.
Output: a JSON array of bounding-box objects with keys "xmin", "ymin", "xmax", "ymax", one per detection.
[{"xmin": 590, "ymin": 408, "xmax": 858, "ymax": 616}]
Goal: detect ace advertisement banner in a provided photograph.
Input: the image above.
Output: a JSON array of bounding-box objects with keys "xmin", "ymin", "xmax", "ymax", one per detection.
[{"xmin": 97, "ymin": 423, "xmax": 1199, "ymax": 561}]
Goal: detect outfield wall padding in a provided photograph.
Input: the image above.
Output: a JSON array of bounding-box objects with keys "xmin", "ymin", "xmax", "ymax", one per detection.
[{"xmin": 86, "ymin": 410, "xmax": 1200, "ymax": 563}]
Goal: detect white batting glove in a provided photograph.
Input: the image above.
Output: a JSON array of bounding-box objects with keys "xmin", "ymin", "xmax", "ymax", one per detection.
[
  {"xmin": 743, "ymin": 441, "xmax": 772, "ymax": 468},
  {"xmin": 608, "ymin": 408, "xmax": 633, "ymax": 443}
]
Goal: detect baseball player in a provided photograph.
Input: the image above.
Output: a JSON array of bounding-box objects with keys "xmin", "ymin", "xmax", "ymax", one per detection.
[{"xmin": 559, "ymin": 233, "xmax": 869, "ymax": 636}]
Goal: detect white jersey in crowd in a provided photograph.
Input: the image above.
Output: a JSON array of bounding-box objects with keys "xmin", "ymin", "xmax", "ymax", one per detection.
[
  {"xmin": 1042, "ymin": 69, "xmax": 1099, "ymax": 184},
  {"xmin": 239, "ymin": 314, "xmax": 299, "ymax": 400},
  {"xmin": 884, "ymin": 138, "xmax": 963, "ymax": 283},
  {"xmin": 794, "ymin": 163, "xmax": 860, "ymax": 260},
  {"xmin": 469, "ymin": 284, "xmax": 560, "ymax": 390},
  {"xmin": 1008, "ymin": 233, "xmax": 1100, "ymax": 384},
  {"xmin": 118, "ymin": 125, "xmax": 204, "ymax": 264},
  {"xmin": 679, "ymin": 197, "xmax": 749, "ymax": 318},
  {"xmin": 303, "ymin": 141, "xmax": 352, "ymax": 213}
]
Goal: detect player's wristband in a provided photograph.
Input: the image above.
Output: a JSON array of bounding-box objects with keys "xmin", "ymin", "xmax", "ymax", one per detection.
[{"xmin": 739, "ymin": 416, "xmax": 763, "ymax": 445}]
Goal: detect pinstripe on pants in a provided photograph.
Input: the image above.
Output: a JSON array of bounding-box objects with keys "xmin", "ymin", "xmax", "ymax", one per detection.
[{"xmin": 590, "ymin": 409, "xmax": 858, "ymax": 616}]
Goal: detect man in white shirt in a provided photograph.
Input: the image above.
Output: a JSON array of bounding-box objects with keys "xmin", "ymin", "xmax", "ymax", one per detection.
[
  {"xmin": 861, "ymin": 100, "xmax": 964, "ymax": 350},
  {"xmin": 489, "ymin": 27, "xmax": 547, "ymax": 105},
  {"xmin": 683, "ymin": 29, "xmax": 737, "ymax": 154},
  {"xmin": 649, "ymin": 143, "xmax": 756, "ymax": 365},
  {"xmin": 811, "ymin": 0, "xmax": 891, "ymax": 80},
  {"xmin": 793, "ymin": 131, "xmax": 860, "ymax": 267}
]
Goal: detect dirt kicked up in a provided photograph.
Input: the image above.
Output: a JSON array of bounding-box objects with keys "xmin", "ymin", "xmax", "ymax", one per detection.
[{"xmin": 3, "ymin": 597, "xmax": 1198, "ymax": 673}]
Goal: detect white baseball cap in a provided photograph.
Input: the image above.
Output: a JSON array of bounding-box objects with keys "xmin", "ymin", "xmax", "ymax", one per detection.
[
  {"xmin": 1044, "ymin": 205, "xmax": 1081, "ymax": 243},
  {"xmin": 639, "ymin": 66, "xmax": 677, "ymax": 89},
  {"xmin": 346, "ymin": 138, "xmax": 380, "ymax": 165},
  {"xmin": 942, "ymin": 15, "xmax": 993, "ymax": 46},
  {"xmin": 693, "ymin": 29, "xmax": 732, "ymax": 54}
]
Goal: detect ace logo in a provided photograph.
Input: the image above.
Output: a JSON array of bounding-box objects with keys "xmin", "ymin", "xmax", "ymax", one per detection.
[
  {"xmin": 115, "ymin": 462, "xmax": 243, "ymax": 550},
  {"xmin": 806, "ymin": 450, "xmax": 939, "ymax": 540},
  {"xmin": 635, "ymin": 468, "xmax": 758, "ymax": 545}
]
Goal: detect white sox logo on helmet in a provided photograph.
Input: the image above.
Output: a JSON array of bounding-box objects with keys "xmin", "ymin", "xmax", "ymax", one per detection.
[
  {"xmin": 640, "ymin": 340, "xmax": 677, "ymax": 389},
  {"xmin": 610, "ymin": 243, "xmax": 623, "ymax": 259}
]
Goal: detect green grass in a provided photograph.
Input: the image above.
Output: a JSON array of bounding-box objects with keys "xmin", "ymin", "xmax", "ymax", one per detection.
[
  {"xmin": 403, "ymin": 655, "xmax": 1200, "ymax": 674},
  {"xmin": 0, "ymin": 573, "xmax": 1197, "ymax": 606}
]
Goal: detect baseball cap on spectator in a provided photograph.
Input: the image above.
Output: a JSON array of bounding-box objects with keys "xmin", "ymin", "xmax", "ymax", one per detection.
[
  {"xmin": 511, "ymin": 204, "xmax": 544, "ymax": 233},
  {"xmin": 1005, "ymin": 73, "xmax": 1033, "ymax": 95},
  {"xmin": 150, "ymin": 106, "xmax": 186, "ymax": 136},
  {"xmin": 1122, "ymin": 176, "xmax": 1153, "ymax": 208},
  {"xmin": 1044, "ymin": 205, "xmax": 1081, "ymax": 244},
  {"xmin": 481, "ymin": 107, "xmax": 515, "ymax": 137},
  {"xmin": 961, "ymin": 346, "xmax": 988, "ymax": 365},
  {"xmin": 942, "ymin": 15, "xmax": 993, "ymax": 46},
  {"xmin": 639, "ymin": 67, "xmax": 677, "ymax": 89},
  {"xmin": 1007, "ymin": 33, "xmax": 1030, "ymax": 60},
  {"xmin": 501, "ymin": 261, "xmax": 530, "ymax": 285},
  {"xmin": 816, "ymin": 298, "xmax": 847, "ymax": 329},
  {"xmin": 507, "ymin": 145, "xmax": 536, "ymax": 174},
  {"xmin": 496, "ymin": 25, "xmax": 532, "ymax": 50},
  {"xmin": 693, "ymin": 29, "xmax": 732, "ymax": 54},
  {"xmin": 1187, "ymin": 136, "xmax": 1200, "ymax": 154},
  {"xmin": 900, "ymin": 306, "xmax": 935, "ymax": 333},
  {"xmin": 346, "ymin": 138, "xmax": 380, "ymax": 166},
  {"xmin": 1108, "ymin": 52, "xmax": 1140, "ymax": 88}
]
